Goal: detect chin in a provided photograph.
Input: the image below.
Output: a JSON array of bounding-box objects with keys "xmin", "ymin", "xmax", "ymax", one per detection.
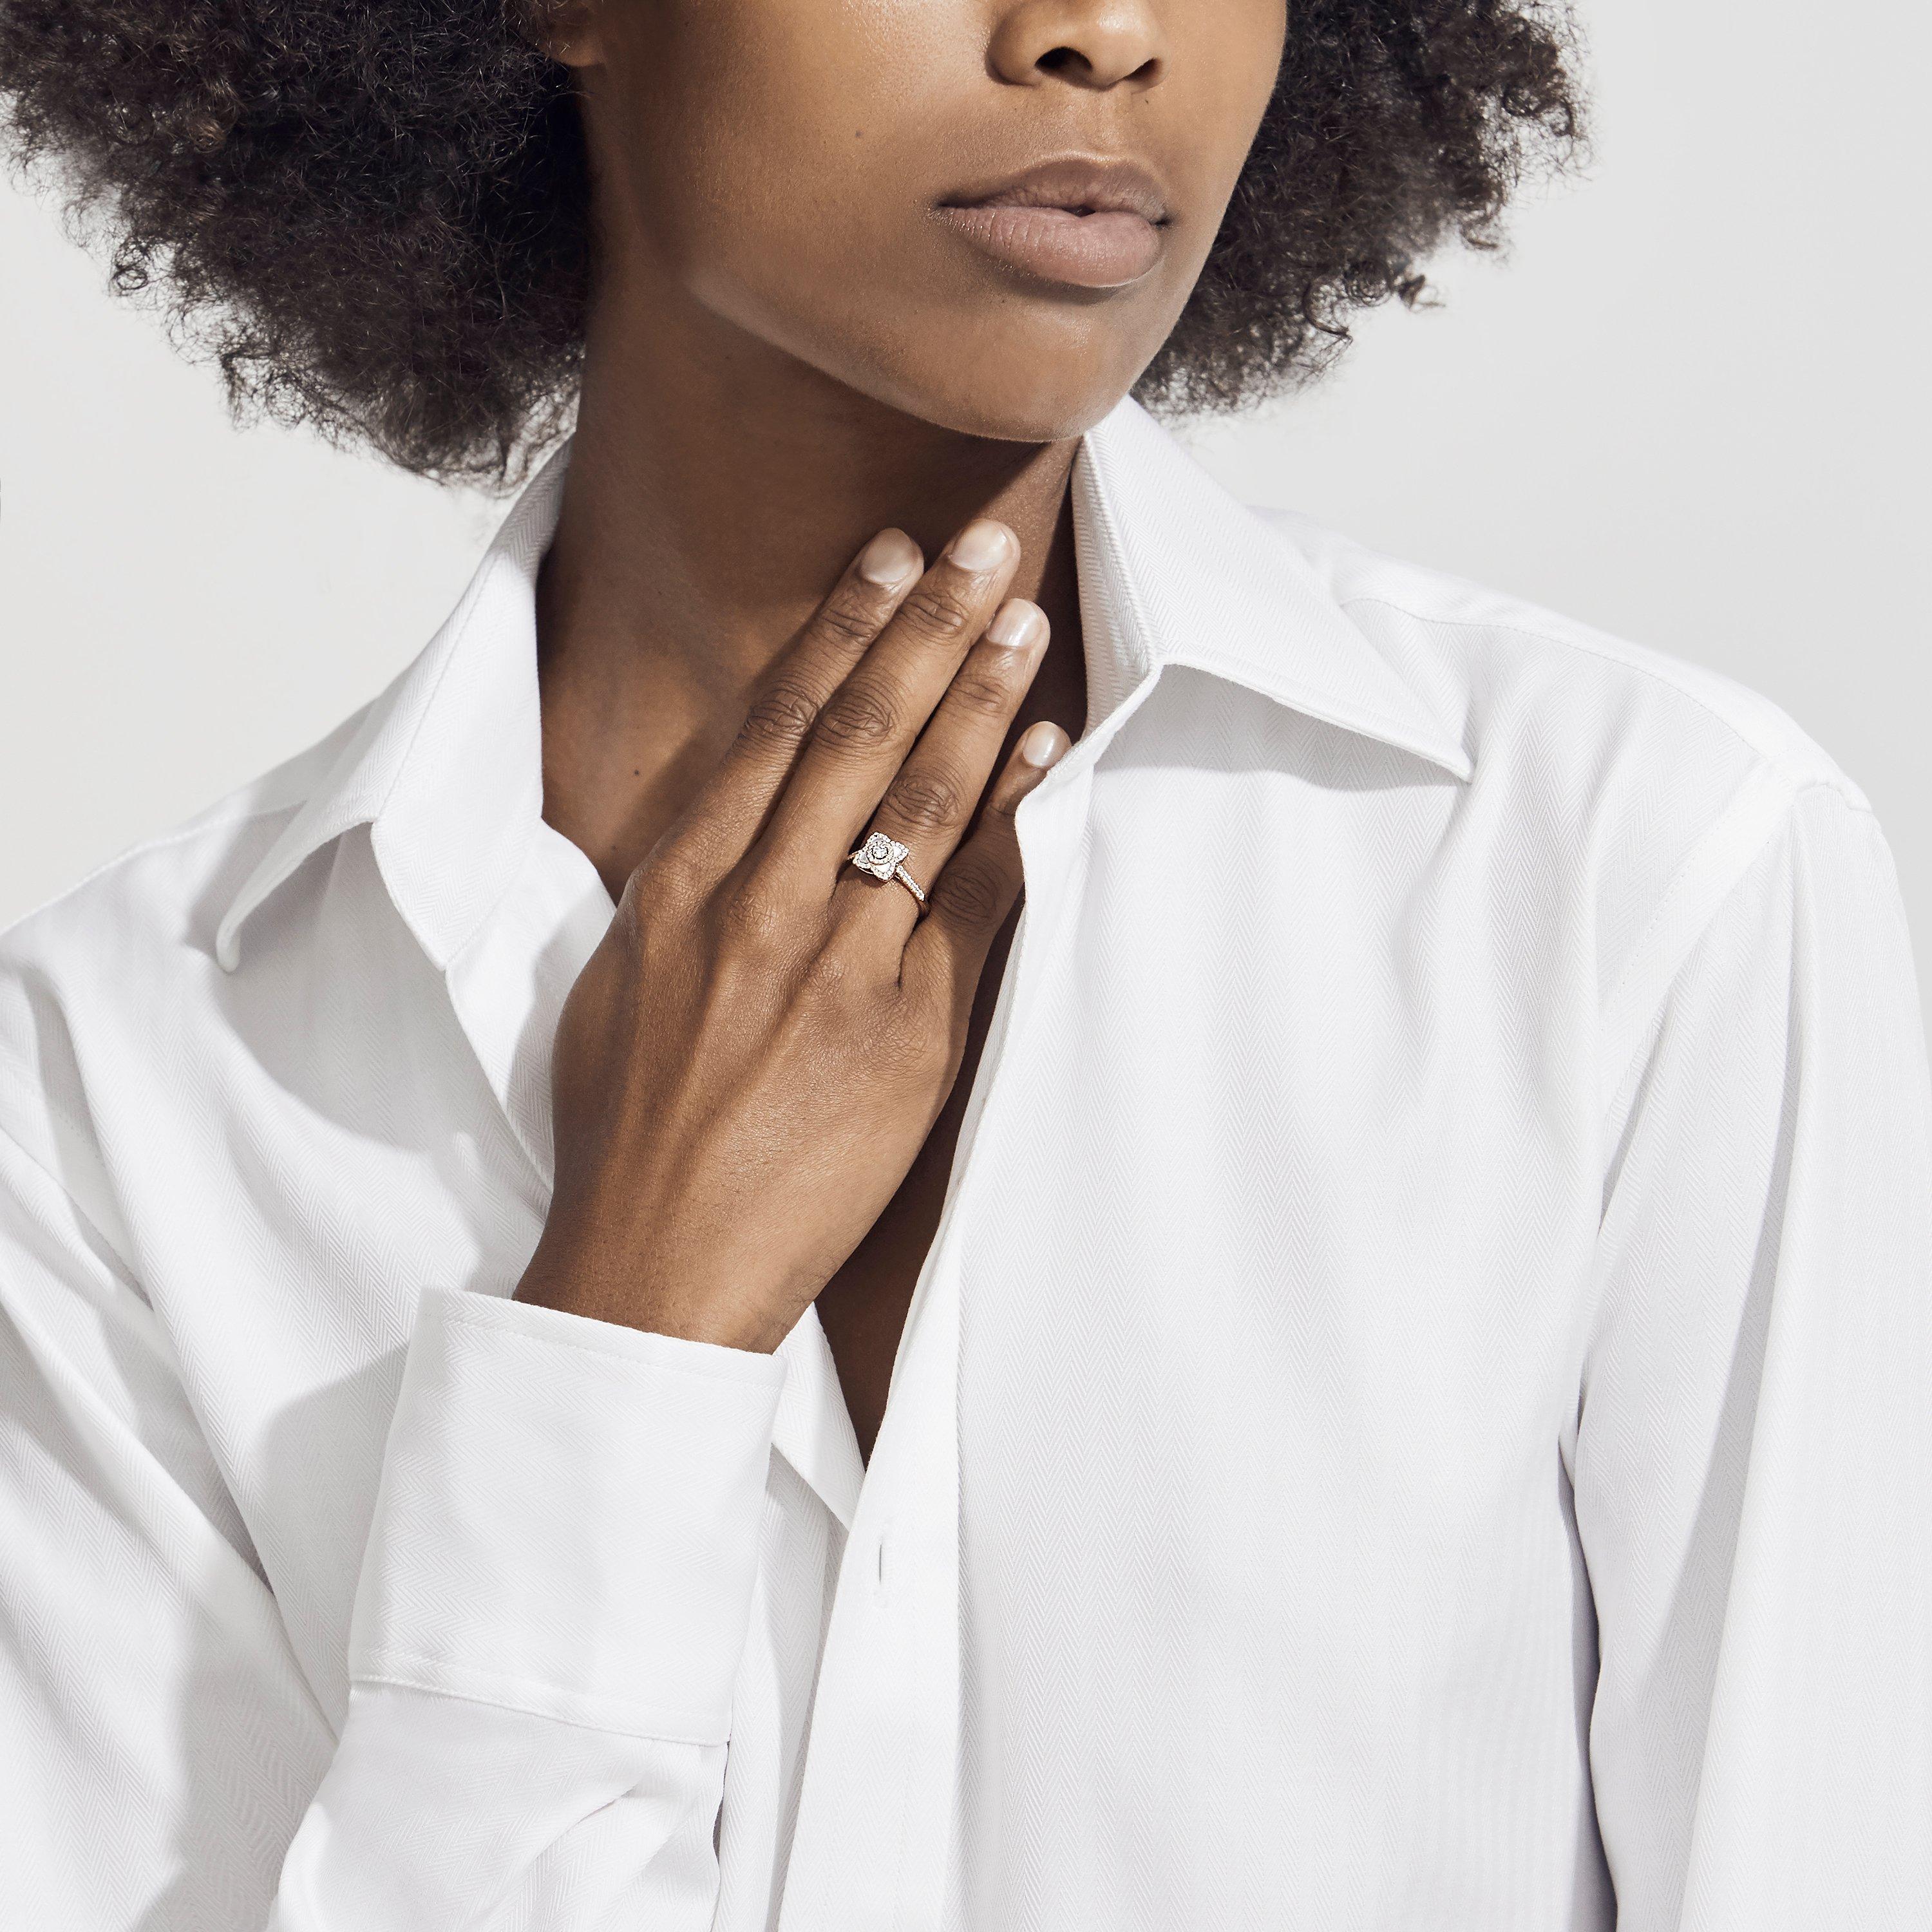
[
  {"xmin": 896, "ymin": 384, "xmax": 1121, "ymax": 444},
  {"xmin": 851, "ymin": 325, "xmax": 1159, "ymax": 445},
  {"xmin": 701, "ymin": 249, "xmax": 1176, "ymax": 445}
]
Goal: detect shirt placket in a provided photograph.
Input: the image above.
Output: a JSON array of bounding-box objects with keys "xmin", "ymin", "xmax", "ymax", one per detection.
[{"xmin": 777, "ymin": 661, "xmax": 1166, "ymax": 1932}]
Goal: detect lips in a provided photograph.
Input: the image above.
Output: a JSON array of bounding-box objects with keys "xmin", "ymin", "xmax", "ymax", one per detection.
[{"xmin": 935, "ymin": 156, "xmax": 1171, "ymax": 289}]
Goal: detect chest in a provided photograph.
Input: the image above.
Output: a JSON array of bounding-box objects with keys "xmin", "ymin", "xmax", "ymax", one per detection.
[
  {"xmin": 813, "ymin": 896, "xmax": 1023, "ymax": 1464},
  {"xmin": 122, "ymin": 701, "xmax": 1600, "ymax": 1725}
]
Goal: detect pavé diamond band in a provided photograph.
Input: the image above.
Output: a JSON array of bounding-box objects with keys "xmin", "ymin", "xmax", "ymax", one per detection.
[{"xmin": 847, "ymin": 829, "xmax": 928, "ymax": 910}]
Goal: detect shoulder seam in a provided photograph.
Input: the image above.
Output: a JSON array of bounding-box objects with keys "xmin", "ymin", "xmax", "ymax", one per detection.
[
  {"xmin": 1596, "ymin": 777, "xmax": 1864, "ymax": 1128},
  {"xmin": 1338, "ymin": 592, "xmax": 1868, "ymax": 811}
]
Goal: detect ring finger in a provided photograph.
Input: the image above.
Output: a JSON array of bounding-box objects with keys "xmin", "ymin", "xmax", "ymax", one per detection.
[{"xmin": 833, "ymin": 596, "xmax": 1050, "ymax": 932}]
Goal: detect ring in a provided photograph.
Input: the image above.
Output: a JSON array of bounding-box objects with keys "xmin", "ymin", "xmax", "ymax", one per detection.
[{"xmin": 848, "ymin": 830, "xmax": 928, "ymax": 910}]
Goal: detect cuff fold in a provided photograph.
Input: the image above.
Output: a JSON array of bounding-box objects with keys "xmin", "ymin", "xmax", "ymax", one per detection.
[{"xmin": 348, "ymin": 1285, "xmax": 788, "ymax": 1742}]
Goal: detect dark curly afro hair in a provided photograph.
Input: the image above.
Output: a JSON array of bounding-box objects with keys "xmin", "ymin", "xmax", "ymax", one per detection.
[{"xmin": 0, "ymin": 1, "xmax": 1587, "ymax": 489}]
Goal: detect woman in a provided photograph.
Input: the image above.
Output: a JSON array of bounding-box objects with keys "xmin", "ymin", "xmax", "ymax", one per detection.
[{"xmin": 1, "ymin": 2, "xmax": 1926, "ymax": 1927}]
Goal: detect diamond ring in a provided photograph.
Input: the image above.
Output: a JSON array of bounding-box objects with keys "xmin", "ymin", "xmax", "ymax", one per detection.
[{"xmin": 847, "ymin": 830, "xmax": 928, "ymax": 910}]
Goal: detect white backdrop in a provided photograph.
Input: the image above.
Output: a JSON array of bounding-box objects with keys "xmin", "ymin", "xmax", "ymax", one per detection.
[{"xmin": 4, "ymin": 1, "xmax": 1929, "ymax": 1032}]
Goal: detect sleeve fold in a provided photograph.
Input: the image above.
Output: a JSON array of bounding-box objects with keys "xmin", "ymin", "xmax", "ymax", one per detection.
[
  {"xmin": 1577, "ymin": 783, "xmax": 1932, "ymax": 1930},
  {"xmin": 0, "ymin": 1125, "xmax": 789, "ymax": 1931}
]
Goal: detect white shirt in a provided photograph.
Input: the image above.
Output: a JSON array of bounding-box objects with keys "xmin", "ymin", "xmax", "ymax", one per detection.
[{"xmin": 1, "ymin": 393, "xmax": 1927, "ymax": 1932}]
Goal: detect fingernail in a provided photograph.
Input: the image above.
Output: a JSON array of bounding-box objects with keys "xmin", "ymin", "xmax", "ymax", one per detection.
[
  {"xmin": 857, "ymin": 528, "xmax": 921, "ymax": 585},
  {"xmin": 985, "ymin": 600, "xmax": 1045, "ymax": 651},
  {"xmin": 1020, "ymin": 721, "xmax": 1070, "ymax": 768},
  {"xmin": 947, "ymin": 518, "xmax": 1013, "ymax": 571}
]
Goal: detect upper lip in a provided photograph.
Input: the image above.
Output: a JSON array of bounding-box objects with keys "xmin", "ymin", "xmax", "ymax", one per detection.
[{"xmin": 938, "ymin": 156, "xmax": 1171, "ymax": 225}]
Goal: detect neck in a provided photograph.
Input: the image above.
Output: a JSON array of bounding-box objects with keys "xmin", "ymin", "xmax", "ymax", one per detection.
[{"xmin": 535, "ymin": 263, "xmax": 1089, "ymax": 898}]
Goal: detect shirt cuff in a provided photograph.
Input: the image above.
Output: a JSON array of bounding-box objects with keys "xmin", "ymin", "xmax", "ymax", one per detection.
[{"xmin": 346, "ymin": 1284, "xmax": 788, "ymax": 1743}]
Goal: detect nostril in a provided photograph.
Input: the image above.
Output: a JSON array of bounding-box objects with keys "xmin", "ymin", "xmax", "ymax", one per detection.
[{"xmin": 1034, "ymin": 44, "xmax": 1160, "ymax": 88}]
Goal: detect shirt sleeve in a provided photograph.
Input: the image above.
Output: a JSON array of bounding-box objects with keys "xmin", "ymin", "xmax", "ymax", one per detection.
[
  {"xmin": 0, "ymin": 1123, "xmax": 788, "ymax": 1931},
  {"xmin": 1574, "ymin": 781, "xmax": 1932, "ymax": 1928}
]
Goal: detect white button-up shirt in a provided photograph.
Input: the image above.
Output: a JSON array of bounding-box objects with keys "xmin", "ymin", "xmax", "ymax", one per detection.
[{"xmin": 2, "ymin": 393, "xmax": 1927, "ymax": 1931}]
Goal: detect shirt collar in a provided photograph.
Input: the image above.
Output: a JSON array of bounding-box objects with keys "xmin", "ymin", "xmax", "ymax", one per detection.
[{"xmin": 216, "ymin": 391, "xmax": 1470, "ymax": 972}]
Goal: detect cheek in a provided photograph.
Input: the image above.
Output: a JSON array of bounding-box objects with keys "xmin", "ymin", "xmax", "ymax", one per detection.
[
  {"xmin": 680, "ymin": 121, "xmax": 914, "ymax": 357},
  {"xmin": 620, "ymin": 6, "xmax": 924, "ymax": 309},
  {"xmin": 629, "ymin": 35, "xmax": 1025, "ymax": 406}
]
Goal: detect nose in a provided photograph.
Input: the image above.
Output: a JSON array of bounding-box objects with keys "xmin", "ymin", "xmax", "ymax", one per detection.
[{"xmin": 989, "ymin": 0, "xmax": 1167, "ymax": 90}]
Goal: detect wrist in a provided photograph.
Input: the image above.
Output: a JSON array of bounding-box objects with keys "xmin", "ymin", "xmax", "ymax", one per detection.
[{"xmin": 511, "ymin": 1243, "xmax": 790, "ymax": 1355}]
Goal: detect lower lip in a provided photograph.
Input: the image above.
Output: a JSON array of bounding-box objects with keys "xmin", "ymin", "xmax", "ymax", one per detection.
[{"xmin": 935, "ymin": 203, "xmax": 1164, "ymax": 289}]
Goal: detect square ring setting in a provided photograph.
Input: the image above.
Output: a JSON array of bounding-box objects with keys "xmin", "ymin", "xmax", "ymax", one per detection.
[{"xmin": 851, "ymin": 831, "xmax": 909, "ymax": 881}]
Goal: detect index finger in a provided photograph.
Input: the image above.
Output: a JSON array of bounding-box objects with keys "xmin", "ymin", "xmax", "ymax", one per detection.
[{"xmin": 643, "ymin": 527, "xmax": 925, "ymax": 876}]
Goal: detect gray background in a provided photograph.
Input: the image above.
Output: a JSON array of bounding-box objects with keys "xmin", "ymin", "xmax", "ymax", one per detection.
[{"xmin": 4, "ymin": 1, "xmax": 1928, "ymax": 1032}]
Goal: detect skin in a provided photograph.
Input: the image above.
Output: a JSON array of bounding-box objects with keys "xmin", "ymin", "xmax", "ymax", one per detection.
[{"xmin": 515, "ymin": 0, "xmax": 1287, "ymax": 1462}]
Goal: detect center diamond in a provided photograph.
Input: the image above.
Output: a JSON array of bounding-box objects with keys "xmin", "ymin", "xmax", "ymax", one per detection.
[{"xmin": 854, "ymin": 831, "xmax": 909, "ymax": 880}]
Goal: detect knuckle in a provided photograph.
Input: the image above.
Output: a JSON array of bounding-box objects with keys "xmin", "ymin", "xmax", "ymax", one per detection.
[
  {"xmin": 948, "ymin": 661, "xmax": 1018, "ymax": 719},
  {"xmin": 719, "ymin": 878, "xmax": 791, "ymax": 951},
  {"xmin": 899, "ymin": 582, "xmax": 976, "ymax": 641},
  {"xmin": 974, "ymin": 788, "xmax": 1020, "ymax": 836},
  {"xmin": 932, "ymin": 853, "xmax": 1005, "ymax": 929},
  {"xmin": 815, "ymin": 680, "xmax": 899, "ymax": 753},
  {"xmin": 810, "ymin": 939, "xmax": 902, "ymax": 1028},
  {"xmin": 639, "ymin": 849, "xmax": 707, "ymax": 916},
  {"xmin": 802, "ymin": 942, "xmax": 861, "ymax": 1001},
  {"xmin": 607, "ymin": 880, "xmax": 650, "ymax": 952},
  {"xmin": 886, "ymin": 766, "xmax": 964, "ymax": 833},
  {"xmin": 737, "ymin": 680, "xmax": 820, "ymax": 754},
  {"xmin": 815, "ymin": 592, "xmax": 884, "ymax": 650}
]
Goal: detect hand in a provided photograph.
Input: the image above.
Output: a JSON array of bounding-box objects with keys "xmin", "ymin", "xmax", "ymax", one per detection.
[{"xmin": 513, "ymin": 517, "xmax": 1068, "ymax": 1352}]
